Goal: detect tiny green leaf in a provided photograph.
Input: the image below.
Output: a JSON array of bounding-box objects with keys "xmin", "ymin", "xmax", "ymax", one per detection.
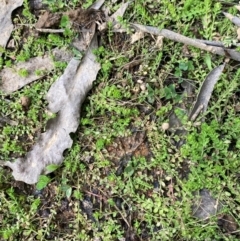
[
  {"xmin": 125, "ymin": 164, "xmax": 134, "ymax": 177},
  {"xmin": 36, "ymin": 175, "xmax": 51, "ymax": 190},
  {"xmin": 65, "ymin": 186, "xmax": 72, "ymax": 198},
  {"xmin": 46, "ymin": 164, "xmax": 59, "ymax": 172}
]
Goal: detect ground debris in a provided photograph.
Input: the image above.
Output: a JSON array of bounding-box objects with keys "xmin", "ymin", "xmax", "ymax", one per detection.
[
  {"xmin": 1, "ymin": 1, "xmax": 240, "ymax": 240},
  {"xmin": 0, "ymin": 55, "xmax": 54, "ymax": 93},
  {"xmin": 35, "ymin": 11, "xmax": 62, "ymax": 29},
  {"xmin": 0, "ymin": 0, "xmax": 23, "ymax": 49},
  {"xmin": 192, "ymin": 189, "xmax": 222, "ymax": 220},
  {"xmin": 131, "ymin": 23, "xmax": 240, "ymax": 61},
  {"xmin": 0, "ymin": 48, "xmax": 73, "ymax": 94},
  {"xmin": 35, "ymin": 7, "xmax": 104, "ymax": 31},
  {"xmin": 189, "ymin": 63, "xmax": 226, "ymax": 121},
  {"xmin": 4, "ymin": 35, "xmax": 100, "ymax": 184},
  {"xmin": 106, "ymin": 131, "xmax": 151, "ymax": 164},
  {"xmin": 218, "ymin": 214, "xmax": 239, "ymax": 234}
]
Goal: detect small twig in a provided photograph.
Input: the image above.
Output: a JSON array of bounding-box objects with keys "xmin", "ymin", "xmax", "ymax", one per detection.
[
  {"xmin": 166, "ymin": 178, "xmax": 176, "ymax": 203},
  {"xmin": 197, "ymin": 39, "xmax": 240, "ymax": 48},
  {"xmin": 36, "ymin": 28, "xmax": 65, "ymax": 33},
  {"xmin": 0, "ymin": 115, "xmax": 18, "ymax": 126},
  {"xmin": 17, "ymin": 23, "xmax": 34, "ymax": 27},
  {"xmin": 188, "ymin": 64, "xmax": 225, "ymax": 120},
  {"xmin": 229, "ymin": 230, "xmax": 240, "ymax": 234},
  {"xmin": 111, "ymin": 201, "xmax": 131, "ymax": 228},
  {"xmin": 130, "ymin": 23, "xmax": 240, "ymax": 62},
  {"xmin": 96, "ymin": 188, "xmax": 131, "ymax": 228},
  {"xmin": 196, "ymin": 39, "xmax": 226, "ymax": 47},
  {"xmin": 84, "ymin": 190, "xmax": 107, "ymax": 201}
]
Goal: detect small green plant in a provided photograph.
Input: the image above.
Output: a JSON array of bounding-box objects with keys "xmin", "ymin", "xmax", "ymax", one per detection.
[
  {"xmin": 174, "ymin": 60, "xmax": 195, "ymax": 78},
  {"xmin": 160, "ymin": 84, "xmax": 182, "ymax": 102},
  {"xmin": 82, "ymin": 0, "xmax": 94, "ymax": 9},
  {"xmin": 42, "ymin": 0, "xmax": 67, "ymax": 12},
  {"xmin": 34, "ymin": 69, "xmax": 45, "ymax": 76},
  {"xmin": 18, "ymin": 68, "xmax": 29, "ymax": 77},
  {"xmin": 36, "ymin": 175, "xmax": 51, "ymax": 190},
  {"xmin": 223, "ymin": 36, "xmax": 238, "ymax": 48},
  {"xmin": 22, "ymin": 0, "xmax": 36, "ymax": 23}
]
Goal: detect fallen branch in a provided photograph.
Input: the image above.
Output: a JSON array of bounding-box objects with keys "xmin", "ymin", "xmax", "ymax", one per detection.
[{"xmin": 131, "ymin": 23, "xmax": 240, "ymax": 61}]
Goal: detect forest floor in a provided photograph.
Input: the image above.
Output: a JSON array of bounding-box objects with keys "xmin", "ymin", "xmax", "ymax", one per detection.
[{"xmin": 1, "ymin": 0, "xmax": 240, "ymax": 240}]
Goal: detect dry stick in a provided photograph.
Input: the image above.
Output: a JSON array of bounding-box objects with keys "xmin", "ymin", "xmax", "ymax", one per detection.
[
  {"xmin": 36, "ymin": 28, "xmax": 65, "ymax": 33},
  {"xmin": 96, "ymin": 188, "xmax": 131, "ymax": 228},
  {"xmin": 36, "ymin": 24, "xmax": 95, "ymax": 34},
  {"xmin": 0, "ymin": 116, "xmax": 18, "ymax": 126},
  {"xmin": 131, "ymin": 23, "xmax": 240, "ymax": 62},
  {"xmin": 197, "ymin": 39, "xmax": 225, "ymax": 47},
  {"xmin": 197, "ymin": 39, "xmax": 240, "ymax": 48}
]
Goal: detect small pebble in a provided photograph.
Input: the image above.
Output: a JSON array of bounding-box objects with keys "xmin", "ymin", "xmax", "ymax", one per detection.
[
  {"xmin": 20, "ymin": 96, "xmax": 31, "ymax": 110},
  {"xmin": 161, "ymin": 122, "xmax": 169, "ymax": 130}
]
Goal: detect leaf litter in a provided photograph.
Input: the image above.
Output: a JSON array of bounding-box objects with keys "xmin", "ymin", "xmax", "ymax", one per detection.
[
  {"xmin": 0, "ymin": 0, "xmax": 132, "ymax": 184},
  {"xmin": 0, "ymin": 0, "xmax": 240, "ymax": 239},
  {"xmin": 98, "ymin": 1, "xmax": 129, "ymax": 32},
  {"xmin": 129, "ymin": 14, "xmax": 239, "ymax": 225},
  {"xmin": 0, "ymin": 1, "xmax": 103, "ymax": 183},
  {"xmin": 189, "ymin": 63, "xmax": 226, "ymax": 121},
  {"xmin": 4, "ymin": 34, "xmax": 100, "ymax": 184},
  {"xmin": 0, "ymin": 0, "xmax": 23, "ymax": 49},
  {"xmin": 0, "ymin": 48, "xmax": 73, "ymax": 93}
]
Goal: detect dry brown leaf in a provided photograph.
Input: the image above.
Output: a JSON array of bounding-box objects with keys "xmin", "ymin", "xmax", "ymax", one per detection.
[
  {"xmin": 0, "ymin": 0, "xmax": 23, "ymax": 48},
  {"xmin": 1, "ymin": 0, "xmax": 101, "ymax": 182},
  {"xmin": 35, "ymin": 11, "xmax": 62, "ymax": 29},
  {"xmin": 189, "ymin": 63, "xmax": 226, "ymax": 120},
  {"xmin": 130, "ymin": 31, "xmax": 144, "ymax": 44},
  {"xmin": 30, "ymin": 0, "xmax": 44, "ymax": 10},
  {"xmin": 0, "ymin": 115, "xmax": 18, "ymax": 127},
  {"xmin": 0, "ymin": 49, "xmax": 73, "ymax": 94},
  {"xmin": 36, "ymin": 0, "xmax": 104, "ymax": 30},
  {"xmin": 4, "ymin": 35, "xmax": 100, "ymax": 184},
  {"xmin": 155, "ymin": 36, "xmax": 164, "ymax": 49},
  {"xmin": 0, "ymin": 55, "xmax": 54, "ymax": 93},
  {"xmin": 223, "ymin": 12, "xmax": 240, "ymax": 27},
  {"xmin": 110, "ymin": 2, "xmax": 129, "ymax": 22},
  {"xmin": 67, "ymin": 8, "xmax": 104, "ymax": 29},
  {"xmin": 218, "ymin": 214, "xmax": 239, "ymax": 233},
  {"xmin": 71, "ymin": 0, "xmax": 104, "ymax": 51},
  {"xmin": 90, "ymin": 0, "xmax": 105, "ymax": 9},
  {"xmin": 168, "ymin": 64, "xmax": 225, "ymax": 148},
  {"xmin": 237, "ymin": 28, "xmax": 240, "ymax": 40},
  {"xmin": 20, "ymin": 96, "xmax": 31, "ymax": 110},
  {"xmin": 72, "ymin": 21, "xmax": 96, "ymax": 51},
  {"xmin": 99, "ymin": 2, "xmax": 129, "ymax": 31},
  {"xmin": 181, "ymin": 44, "xmax": 192, "ymax": 57}
]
